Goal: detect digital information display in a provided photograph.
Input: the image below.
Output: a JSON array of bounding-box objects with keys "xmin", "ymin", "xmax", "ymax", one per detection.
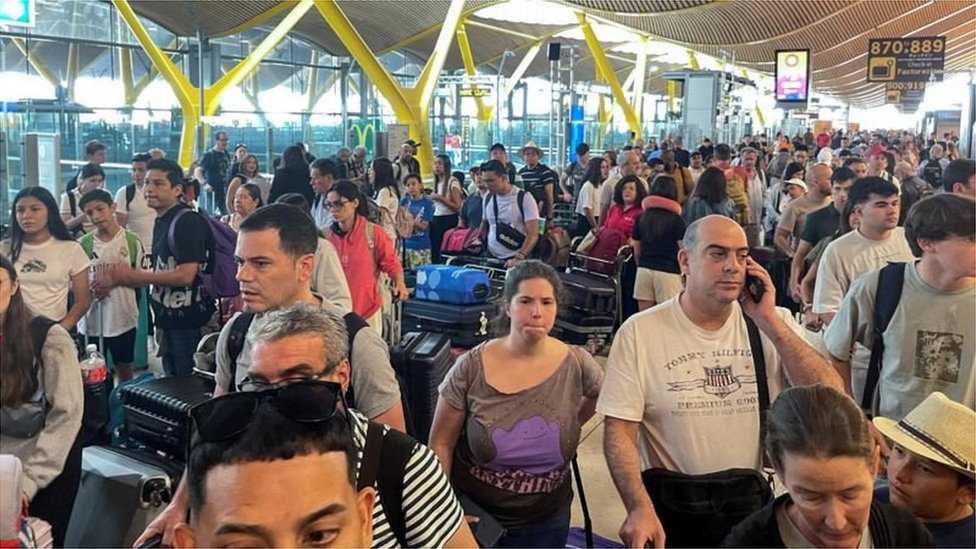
[{"xmin": 775, "ymin": 50, "xmax": 810, "ymax": 103}]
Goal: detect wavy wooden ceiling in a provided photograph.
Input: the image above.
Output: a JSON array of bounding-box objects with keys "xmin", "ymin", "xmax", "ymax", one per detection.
[{"xmin": 123, "ymin": 0, "xmax": 976, "ymax": 107}]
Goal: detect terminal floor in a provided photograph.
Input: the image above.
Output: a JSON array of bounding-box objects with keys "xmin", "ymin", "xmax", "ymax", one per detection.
[{"xmin": 138, "ymin": 347, "xmax": 627, "ymax": 544}]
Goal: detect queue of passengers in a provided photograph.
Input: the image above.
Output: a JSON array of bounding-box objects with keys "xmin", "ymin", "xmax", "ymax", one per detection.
[{"xmin": 1, "ymin": 129, "xmax": 973, "ymax": 548}]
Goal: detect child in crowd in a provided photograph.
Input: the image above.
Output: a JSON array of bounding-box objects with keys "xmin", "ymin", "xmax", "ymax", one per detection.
[
  {"xmin": 399, "ymin": 173, "xmax": 435, "ymax": 269},
  {"xmin": 78, "ymin": 190, "xmax": 146, "ymax": 381}
]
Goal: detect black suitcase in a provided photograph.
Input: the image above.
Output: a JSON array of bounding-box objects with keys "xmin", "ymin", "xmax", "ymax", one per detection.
[
  {"xmin": 403, "ymin": 299, "xmax": 498, "ymax": 348},
  {"xmin": 553, "ymin": 311, "xmax": 615, "ymax": 347},
  {"xmin": 65, "ymin": 446, "xmax": 183, "ymax": 548},
  {"xmin": 119, "ymin": 375, "xmax": 215, "ymax": 461},
  {"xmin": 559, "ymin": 269, "xmax": 616, "ymax": 315},
  {"xmin": 391, "ymin": 331, "xmax": 453, "ymax": 444}
]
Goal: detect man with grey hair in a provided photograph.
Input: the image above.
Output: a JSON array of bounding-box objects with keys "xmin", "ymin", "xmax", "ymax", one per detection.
[
  {"xmin": 349, "ymin": 145, "xmax": 368, "ymax": 184},
  {"xmin": 918, "ymin": 143, "xmax": 949, "ymax": 189},
  {"xmin": 597, "ymin": 215, "xmax": 843, "ymax": 547}
]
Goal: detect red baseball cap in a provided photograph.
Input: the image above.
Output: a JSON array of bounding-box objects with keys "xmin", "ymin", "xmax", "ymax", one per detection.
[{"xmin": 868, "ymin": 144, "xmax": 887, "ymax": 157}]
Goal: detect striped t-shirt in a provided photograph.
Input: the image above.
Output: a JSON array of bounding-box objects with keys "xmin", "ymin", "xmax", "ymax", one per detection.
[{"xmin": 349, "ymin": 409, "xmax": 465, "ymax": 547}]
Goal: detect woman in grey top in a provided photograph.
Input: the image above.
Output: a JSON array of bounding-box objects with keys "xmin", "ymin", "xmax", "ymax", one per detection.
[
  {"xmin": 429, "ymin": 260, "xmax": 603, "ymax": 547},
  {"xmin": 0, "ymin": 254, "xmax": 83, "ymax": 547}
]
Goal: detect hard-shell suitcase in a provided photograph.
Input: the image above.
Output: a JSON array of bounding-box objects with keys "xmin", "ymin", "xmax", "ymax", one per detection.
[
  {"xmin": 559, "ymin": 270, "xmax": 616, "ymax": 315},
  {"xmin": 553, "ymin": 311, "xmax": 615, "ymax": 348},
  {"xmin": 415, "ymin": 265, "xmax": 491, "ymax": 304},
  {"xmin": 402, "ymin": 299, "xmax": 497, "ymax": 348},
  {"xmin": 65, "ymin": 446, "xmax": 182, "ymax": 548},
  {"xmin": 391, "ymin": 332, "xmax": 453, "ymax": 444},
  {"xmin": 119, "ymin": 375, "xmax": 215, "ymax": 461}
]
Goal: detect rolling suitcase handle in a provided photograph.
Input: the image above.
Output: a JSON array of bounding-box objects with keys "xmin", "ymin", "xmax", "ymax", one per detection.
[{"xmin": 571, "ymin": 456, "xmax": 593, "ymax": 548}]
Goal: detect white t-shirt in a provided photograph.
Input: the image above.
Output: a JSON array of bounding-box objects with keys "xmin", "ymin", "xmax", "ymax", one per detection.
[
  {"xmin": 59, "ymin": 190, "xmax": 94, "ymax": 234},
  {"xmin": 1, "ymin": 238, "xmax": 90, "ymax": 321},
  {"xmin": 114, "ymin": 183, "xmax": 156, "ymax": 254},
  {"xmin": 433, "ymin": 177, "xmax": 462, "ymax": 217},
  {"xmin": 310, "ymin": 194, "xmax": 333, "ymax": 231},
  {"xmin": 375, "ymin": 187, "xmax": 400, "ymax": 242},
  {"xmin": 746, "ymin": 172, "xmax": 766, "ymax": 225},
  {"xmin": 813, "ymin": 228, "xmax": 915, "ymax": 315},
  {"xmin": 824, "ymin": 261, "xmax": 975, "ymax": 420},
  {"xmin": 596, "ymin": 297, "xmax": 799, "ymax": 474},
  {"xmin": 576, "ymin": 181, "xmax": 602, "ymax": 218},
  {"xmin": 482, "ymin": 188, "xmax": 540, "ymax": 260},
  {"xmin": 79, "ymin": 230, "xmax": 145, "ymax": 337}
]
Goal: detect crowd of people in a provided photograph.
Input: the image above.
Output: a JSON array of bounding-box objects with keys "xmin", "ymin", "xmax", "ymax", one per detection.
[{"xmin": 0, "ymin": 126, "xmax": 973, "ymax": 549}]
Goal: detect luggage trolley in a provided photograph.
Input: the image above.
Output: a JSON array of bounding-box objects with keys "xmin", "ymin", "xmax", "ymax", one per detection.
[{"xmin": 553, "ymin": 238, "xmax": 633, "ymax": 354}]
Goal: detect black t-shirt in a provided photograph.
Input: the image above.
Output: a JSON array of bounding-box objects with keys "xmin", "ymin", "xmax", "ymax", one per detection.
[
  {"xmin": 632, "ymin": 209, "xmax": 686, "ymax": 273},
  {"xmin": 518, "ymin": 163, "xmax": 556, "ymax": 215},
  {"xmin": 799, "ymin": 204, "xmax": 840, "ymax": 246},
  {"xmin": 150, "ymin": 204, "xmax": 215, "ymax": 329},
  {"xmin": 200, "ymin": 149, "xmax": 231, "ymax": 190}
]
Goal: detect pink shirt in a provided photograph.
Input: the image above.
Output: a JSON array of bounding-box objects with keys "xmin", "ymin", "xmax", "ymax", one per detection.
[
  {"xmin": 327, "ymin": 216, "xmax": 403, "ymax": 318},
  {"xmin": 603, "ymin": 204, "xmax": 643, "ymax": 236}
]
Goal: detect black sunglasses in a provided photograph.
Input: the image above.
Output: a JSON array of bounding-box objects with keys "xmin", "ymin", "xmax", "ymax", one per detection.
[{"xmin": 189, "ymin": 380, "xmax": 344, "ymax": 444}]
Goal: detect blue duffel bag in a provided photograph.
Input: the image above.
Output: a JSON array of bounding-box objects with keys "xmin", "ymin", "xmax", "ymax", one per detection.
[{"xmin": 415, "ymin": 265, "xmax": 490, "ymax": 304}]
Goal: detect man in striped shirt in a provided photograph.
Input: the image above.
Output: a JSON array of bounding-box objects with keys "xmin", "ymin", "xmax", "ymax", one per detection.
[{"xmin": 517, "ymin": 140, "xmax": 558, "ymax": 223}]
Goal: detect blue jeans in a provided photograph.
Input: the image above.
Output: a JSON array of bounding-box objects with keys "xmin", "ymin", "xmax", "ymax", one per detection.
[
  {"xmin": 497, "ymin": 506, "xmax": 571, "ymax": 548},
  {"xmin": 162, "ymin": 327, "xmax": 202, "ymax": 377}
]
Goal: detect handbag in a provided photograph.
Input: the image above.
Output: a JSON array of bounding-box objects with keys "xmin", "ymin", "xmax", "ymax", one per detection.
[
  {"xmin": 577, "ymin": 229, "xmax": 597, "ymax": 254},
  {"xmin": 441, "ymin": 227, "xmax": 483, "ymax": 256},
  {"xmin": 0, "ymin": 317, "xmax": 58, "ymax": 439},
  {"xmin": 491, "ymin": 191, "xmax": 527, "ymax": 252},
  {"xmin": 640, "ymin": 317, "xmax": 772, "ymax": 548}
]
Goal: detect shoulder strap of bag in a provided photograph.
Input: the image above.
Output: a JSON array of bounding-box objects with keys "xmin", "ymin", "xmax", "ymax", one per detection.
[
  {"xmin": 30, "ymin": 317, "xmax": 57, "ymax": 369},
  {"xmin": 359, "ymin": 422, "xmax": 412, "ymax": 547},
  {"xmin": 68, "ymin": 190, "xmax": 78, "ymax": 217},
  {"xmin": 745, "ymin": 315, "xmax": 769, "ymax": 464},
  {"xmin": 167, "ymin": 207, "xmax": 192, "ymax": 256},
  {"xmin": 227, "ymin": 312, "xmax": 256, "ymax": 392},
  {"xmin": 125, "ymin": 231, "xmax": 141, "ymax": 268},
  {"xmin": 79, "ymin": 232, "xmax": 94, "ymax": 258},
  {"xmin": 862, "ymin": 262, "xmax": 907, "ymax": 412},
  {"xmin": 126, "ymin": 183, "xmax": 136, "ymax": 209},
  {"xmin": 341, "ymin": 312, "xmax": 368, "ymax": 408}
]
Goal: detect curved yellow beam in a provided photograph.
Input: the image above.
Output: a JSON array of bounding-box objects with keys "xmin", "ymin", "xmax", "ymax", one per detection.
[
  {"xmin": 456, "ymin": 22, "xmax": 493, "ymax": 122},
  {"xmin": 577, "ymin": 12, "xmax": 641, "ymax": 140}
]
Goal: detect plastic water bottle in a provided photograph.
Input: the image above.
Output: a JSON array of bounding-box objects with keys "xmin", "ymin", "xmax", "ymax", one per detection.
[{"xmin": 81, "ymin": 344, "xmax": 108, "ymax": 385}]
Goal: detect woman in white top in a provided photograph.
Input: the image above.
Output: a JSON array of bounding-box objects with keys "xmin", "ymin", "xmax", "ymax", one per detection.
[
  {"xmin": 2, "ymin": 187, "xmax": 91, "ymax": 330},
  {"xmin": 430, "ymin": 154, "xmax": 464, "ymax": 263},
  {"xmin": 371, "ymin": 157, "xmax": 401, "ymax": 242},
  {"xmin": 225, "ymin": 154, "xmax": 270, "ymax": 214},
  {"xmin": 60, "ymin": 162, "xmax": 105, "ymax": 235},
  {"xmin": 574, "ymin": 156, "xmax": 607, "ymax": 237}
]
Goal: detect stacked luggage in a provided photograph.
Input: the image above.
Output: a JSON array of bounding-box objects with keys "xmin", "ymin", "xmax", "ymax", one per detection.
[{"xmin": 403, "ymin": 264, "xmax": 503, "ymax": 348}]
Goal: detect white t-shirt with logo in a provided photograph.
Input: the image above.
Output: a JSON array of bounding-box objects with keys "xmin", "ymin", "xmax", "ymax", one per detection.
[
  {"xmin": 115, "ymin": 183, "xmax": 156, "ymax": 254},
  {"xmin": 79, "ymin": 230, "xmax": 145, "ymax": 338},
  {"xmin": 1, "ymin": 237, "xmax": 90, "ymax": 321},
  {"xmin": 482, "ymin": 188, "xmax": 539, "ymax": 260},
  {"xmin": 597, "ymin": 297, "xmax": 799, "ymax": 474}
]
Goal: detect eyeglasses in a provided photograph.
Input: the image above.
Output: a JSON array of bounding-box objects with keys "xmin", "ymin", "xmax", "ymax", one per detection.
[
  {"xmin": 236, "ymin": 365, "xmax": 333, "ymax": 393},
  {"xmin": 326, "ymin": 199, "xmax": 350, "ymax": 210},
  {"xmin": 190, "ymin": 380, "xmax": 344, "ymax": 444}
]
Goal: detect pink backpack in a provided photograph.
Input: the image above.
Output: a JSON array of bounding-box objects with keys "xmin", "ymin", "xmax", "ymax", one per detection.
[{"xmin": 440, "ymin": 227, "xmax": 483, "ymax": 256}]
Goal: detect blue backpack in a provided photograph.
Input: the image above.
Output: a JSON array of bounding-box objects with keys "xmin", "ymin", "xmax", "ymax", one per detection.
[{"xmin": 168, "ymin": 209, "xmax": 240, "ymax": 298}]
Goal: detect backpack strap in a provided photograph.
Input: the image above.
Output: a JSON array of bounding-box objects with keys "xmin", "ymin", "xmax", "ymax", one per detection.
[
  {"xmin": 745, "ymin": 315, "xmax": 770, "ymax": 465},
  {"xmin": 79, "ymin": 232, "xmax": 95, "ymax": 258},
  {"xmin": 358, "ymin": 422, "xmax": 413, "ymax": 548},
  {"xmin": 166, "ymin": 207, "xmax": 193, "ymax": 259},
  {"xmin": 125, "ymin": 183, "xmax": 136, "ymax": 209},
  {"xmin": 862, "ymin": 263, "xmax": 907, "ymax": 412},
  {"xmin": 226, "ymin": 312, "xmax": 256, "ymax": 392},
  {"xmin": 341, "ymin": 312, "xmax": 368, "ymax": 408},
  {"xmin": 30, "ymin": 317, "xmax": 58, "ymax": 370},
  {"xmin": 124, "ymin": 231, "xmax": 141, "ymax": 268}
]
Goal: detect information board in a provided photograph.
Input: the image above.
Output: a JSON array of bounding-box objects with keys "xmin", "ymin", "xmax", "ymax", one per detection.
[
  {"xmin": 867, "ymin": 37, "xmax": 945, "ymax": 82},
  {"xmin": 884, "ymin": 81, "xmax": 926, "ymax": 105},
  {"xmin": 774, "ymin": 50, "xmax": 810, "ymax": 103}
]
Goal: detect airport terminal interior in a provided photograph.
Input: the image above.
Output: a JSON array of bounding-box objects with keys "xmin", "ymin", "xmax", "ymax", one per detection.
[{"xmin": 1, "ymin": 0, "xmax": 975, "ymax": 548}]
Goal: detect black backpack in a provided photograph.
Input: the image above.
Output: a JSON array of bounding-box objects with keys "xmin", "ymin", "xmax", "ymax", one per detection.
[
  {"xmin": 861, "ymin": 262, "xmax": 907, "ymax": 412},
  {"xmin": 921, "ymin": 159, "xmax": 943, "ymax": 187}
]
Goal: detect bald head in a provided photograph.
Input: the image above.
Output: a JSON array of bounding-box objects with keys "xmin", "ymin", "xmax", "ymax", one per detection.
[
  {"xmin": 808, "ymin": 163, "xmax": 833, "ymax": 194},
  {"xmin": 684, "ymin": 215, "xmax": 745, "ymax": 253}
]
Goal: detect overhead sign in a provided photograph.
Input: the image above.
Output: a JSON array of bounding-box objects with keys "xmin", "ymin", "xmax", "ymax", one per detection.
[
  {"xmin": 867, "ymin": 37, "xmax": 945, "ymax": 82},
  {"xmin": 0, "ymin": 0, "xmax": 34, "ymax": 27},
  {"xmin": 774, "ymin": 50, "xmax": 810, "ymax": 103},
  {"xmin": 884, "ymin": 81, "xmax": 926, "ymax": 105},
  {"xmin": 459, "ymin": 87, "xmax": 490, "ymax": 98}
]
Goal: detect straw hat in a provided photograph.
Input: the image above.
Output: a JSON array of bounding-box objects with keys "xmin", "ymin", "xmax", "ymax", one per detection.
[
  {"xmin": 873, "ymin": 392, "xmax": 975, "ymax": 479},
  {"xmin": 519, "ymin": 140, "xmax": 543, "ymax": 157},
  {"xmin": 784, "ymin": 178, "xmax": 807, "ymax": 192}
]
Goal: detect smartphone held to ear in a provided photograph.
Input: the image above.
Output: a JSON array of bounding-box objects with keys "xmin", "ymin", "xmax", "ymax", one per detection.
[{"xmin": 743, "ymin": 274, "xmax": 766, "ymax": 303}]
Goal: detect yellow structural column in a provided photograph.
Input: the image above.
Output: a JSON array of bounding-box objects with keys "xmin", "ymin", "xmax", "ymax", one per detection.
[
  {"xmin": 314, "ymin": 0, "xmax": 465, "ymax": 178},
  {"xmin": 456, "ymin": 22, "xmax": 493, "ymax": 122},
  {"xmin": 114, "ymin": 0, "xmax": 315, "ymax": 165},
  {"xmin": 576, "ymin": 12, "xmax": 642, "ymax": 141},
  {"xmin": 10, "ymin": 38, "xmax": 58, "ymax": 87}
]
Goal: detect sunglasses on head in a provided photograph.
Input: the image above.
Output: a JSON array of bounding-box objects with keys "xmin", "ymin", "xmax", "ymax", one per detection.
[{"xmin": 189, "ymin": 380, "xmax": 345, "ymax": 445}]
